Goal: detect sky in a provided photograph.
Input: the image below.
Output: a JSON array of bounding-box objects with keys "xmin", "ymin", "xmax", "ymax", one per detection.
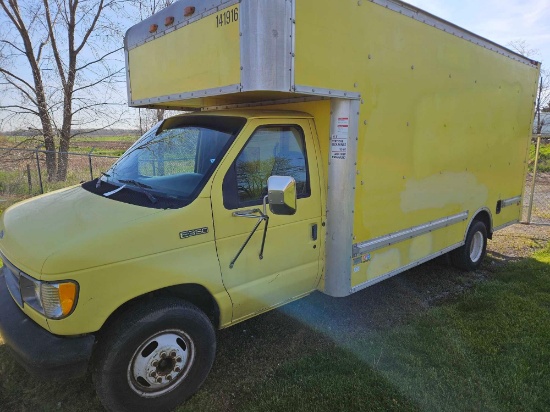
[{"xmin": 404, "ymin": 0, "xmax": 550, "ymax": 66}]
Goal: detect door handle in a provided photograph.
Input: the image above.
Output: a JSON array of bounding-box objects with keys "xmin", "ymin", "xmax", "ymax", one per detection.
[{"xmin": 311, "ymin": 223, "xmax": 318, "ymax": 241}]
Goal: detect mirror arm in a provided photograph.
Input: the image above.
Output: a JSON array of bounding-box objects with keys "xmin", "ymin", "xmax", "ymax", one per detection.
[
  {"xmin": 229, "ymin": 203, "xmax": 270, "ymax": 269},
  {"xmin": 258, "ymin": 214, "xmax": 269, "ymax": 261}
]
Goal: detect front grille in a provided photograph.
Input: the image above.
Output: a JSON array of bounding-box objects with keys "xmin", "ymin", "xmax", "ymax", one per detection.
[{"xmin": 0, "ymin": 253, "xmax": 23, "ymax": 307}]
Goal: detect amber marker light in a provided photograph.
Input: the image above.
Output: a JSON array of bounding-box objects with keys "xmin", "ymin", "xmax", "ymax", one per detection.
[
  {"xmin": 149, "ymin": 24, "xmax": 158, "ymax": 33},
  {"xmin": 184, "ymin": 6, "xmax": 195, "ymax": 17},
  {"xmin": 58, "ymin": 282, "xmax": 78, "ymax": 317},
  {"xmin": 165, "ymin": 16, "xmax": 174, "ymax": 26}
]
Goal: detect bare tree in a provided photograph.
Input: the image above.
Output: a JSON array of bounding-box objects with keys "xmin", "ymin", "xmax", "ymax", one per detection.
[
  {"xmin": 0, "ymin": 0, "xmax": 128, "ymax": 181},
  {"xmin": 508, "ymin": 40, "xmax": 549, "ymax": 135}
]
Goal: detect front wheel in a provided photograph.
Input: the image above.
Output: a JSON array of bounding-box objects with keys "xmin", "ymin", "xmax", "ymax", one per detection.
[
  {"xmin": 451, "ymin": 220, "xmax": 488, "ymax": 271},
  {"xmin": 92, "ymin": 298, "xmax": 216, "ymax": 412}
]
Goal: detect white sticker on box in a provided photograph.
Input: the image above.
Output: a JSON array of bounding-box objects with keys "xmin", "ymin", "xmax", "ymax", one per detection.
[{"xmin": 331, "ymin": 134, "xmax": 347, "ymax": 160}]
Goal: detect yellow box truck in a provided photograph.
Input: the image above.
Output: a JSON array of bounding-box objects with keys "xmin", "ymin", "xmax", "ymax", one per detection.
[{"xmin": 0, "ymin": 0, "xmax": 540, "ymax": 410}]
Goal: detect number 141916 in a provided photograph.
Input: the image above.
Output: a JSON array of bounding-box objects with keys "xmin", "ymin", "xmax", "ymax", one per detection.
[{"xmin": 216, "ymin": 7, "xmax": 239, "ymax": 27}]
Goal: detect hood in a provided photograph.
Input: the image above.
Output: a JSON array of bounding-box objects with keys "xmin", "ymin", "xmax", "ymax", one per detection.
[{"xmin": 0, "ymin": 186, "xmax": 164, "ymax": 276}]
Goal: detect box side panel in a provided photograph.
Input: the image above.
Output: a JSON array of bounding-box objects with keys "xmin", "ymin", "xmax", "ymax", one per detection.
[
  {"xmin": 295, "ymin": 0, "xmax": 539, "ymax": 288},
  {"xmin": 128, "ymin": 7, "xmax": 241, "ymax": 102}
]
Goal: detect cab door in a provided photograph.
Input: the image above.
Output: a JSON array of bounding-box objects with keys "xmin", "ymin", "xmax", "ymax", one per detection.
[{"xmin": 211, "ymin": 118, "xmax": 322, "ymax": 323}]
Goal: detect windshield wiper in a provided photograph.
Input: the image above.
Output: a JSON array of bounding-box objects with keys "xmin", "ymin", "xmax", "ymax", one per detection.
[
  {"xmin": 118, "ymin": 179, "xmax": 152, "ymax": 189},
  {"xmin": 95, "ymin": 172, "xmax": 111, "ymax": 188},
  {"xmin": 117, "ymin": 179, "xmax": 157, "ymax": 204}
]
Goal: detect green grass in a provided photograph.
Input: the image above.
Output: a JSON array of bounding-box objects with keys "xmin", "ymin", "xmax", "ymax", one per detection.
[
  {"xmin": 0, "ymin": 134, "xmax": 128, "ymax": 208},
  {"xmin": 357, "ymin": 258, "xmax": 550, "ymax": 411},
  {"xmin": 530, "ymin": 141, "xmax": 550, "ymax": 172},
  {"xmin": 0, "ymin": 168, "xmax": 92, "ymax": 200},
  {"xmin": 0, "ymin": 245, "xmax": 549, "ymax": 411}
]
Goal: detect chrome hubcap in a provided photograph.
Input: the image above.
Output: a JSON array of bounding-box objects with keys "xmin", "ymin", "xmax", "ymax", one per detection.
[
  {"xmin": 469, "ymin": 231, "xmax": 484, "ymax": 263},
  {"xmin": 128, "ymin": 330, "xmax": 194, "ymax": 398}
]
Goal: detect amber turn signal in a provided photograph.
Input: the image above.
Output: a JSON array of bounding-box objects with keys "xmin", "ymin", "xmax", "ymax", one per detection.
[
  {"xmin": 149, "ymin": 24, "xmax": 158, "ymax": 33},
  {"xmin": 165, "ymin": 16, "xmax": 174, "ymax": 26},
  {"xmin": 58, "ymin": 282, "xmax": 78, "ymax": 316}
]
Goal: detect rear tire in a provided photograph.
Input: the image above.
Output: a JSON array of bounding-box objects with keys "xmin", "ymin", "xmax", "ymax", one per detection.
[
  {"xmin": 92, "ymin": 298, "xmax": 216, "ymax": 412},
  {"xmin": 451, "ymin": 220, "xmax": 488, "ymax": 271}
]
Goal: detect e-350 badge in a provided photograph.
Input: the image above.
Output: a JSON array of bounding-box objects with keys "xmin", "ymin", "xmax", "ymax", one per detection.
[{"xmin": 179, "ymin": 227, "xmax": 208, "ymax": 239}]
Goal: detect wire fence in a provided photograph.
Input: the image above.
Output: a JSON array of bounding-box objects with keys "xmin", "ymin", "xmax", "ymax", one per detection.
[
  {"xmin": 0, "ymin": 147, "xmax": 118, "ymax": 201},
  {"xmin": 523, "ymin": 135, "xmax": 550, "ymax": 225}
]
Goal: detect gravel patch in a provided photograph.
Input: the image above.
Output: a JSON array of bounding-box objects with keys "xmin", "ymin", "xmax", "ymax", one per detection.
[{"xmin": 489, "ymin": 223, "xmax": 550, "ymax": 262}]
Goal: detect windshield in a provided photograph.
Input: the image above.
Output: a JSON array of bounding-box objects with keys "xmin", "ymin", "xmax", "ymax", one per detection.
[{"xmin": 89, "ymin": 115, "xmax": 246, "ymax": 208}]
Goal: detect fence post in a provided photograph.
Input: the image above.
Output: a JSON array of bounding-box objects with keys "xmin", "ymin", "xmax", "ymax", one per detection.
[
  {"xmin": 35, "ymin": 146, "xmax": 44, "ymax": 194},
  {"xmin": 27, "ymin": 164, "xmax": 32, "ymax": 194},
  {"xmin": 88, "ymin": 147, "xmax": 95, "ymax": 180},
  {"xmin": 527, "ymin": 134, "xmax": 541, "ymax": 224}
]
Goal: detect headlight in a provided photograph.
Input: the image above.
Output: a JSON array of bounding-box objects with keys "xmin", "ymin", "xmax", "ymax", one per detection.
[{"xmin": 19, "ymin": 275, "xmax": 78, "ymax": 319}]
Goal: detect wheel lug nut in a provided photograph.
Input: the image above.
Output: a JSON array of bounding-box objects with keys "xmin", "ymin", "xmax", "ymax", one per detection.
[
  {"xmin": 174, "ymin": 367, "xmax": 181, "ymax": 372},
  {"xmin": 150, "ymin": 371, "xmax": 157, "ymax": 377},
  {"xmin": 156, "ymin": 378, "xmax": 162, "ymax": 383},
  {"xmin": 160, "ymin": 352, "xmax": 167, "ymax": 358},
  {"xmin": 152, "ymin": 361, "xmax": 159, "ymax": 367},
  {"xmin": 176, "ymin": 357, "xmax": 182, "ymax": 362},
  {"xmin": 166, "ymin": 375, "xmax": 173, "ymax": 381},
  {"xmin": 170, "ymin": 351, "xmax": 177, "ymax": 357}
]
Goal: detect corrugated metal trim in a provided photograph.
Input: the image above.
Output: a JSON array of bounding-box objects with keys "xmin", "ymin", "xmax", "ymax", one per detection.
[
  {"xmin": 323, "ymin": 99, "xmax": 361, "ymax": 297},
  {"xmin": 130, "ymin": 84, "xmax": 242, "ymax": 107},
  {"xmin": 352, "ymin": 211, "xmax": 469, "ymax": 257},
  {"xmin": 293, "ymin": 85, "xmax": 361, "ymax": 99},
  {"xmin": 290, "ymin": 0, "xmax": 296, "ymax": 91},
  {"xmin": 501, "ymin": 196, "xmax": 522, "ymax": 208},
  {"xmin": 201, "ymin": 96, "xmax": 328, "ymax": 111},
  {"xmin": 240, "ymin": 0, "xmax": 293, "ymax": 92},
  {"xmin": 350, "ymin": 242, "xmax": 464, "ymax": 294}
]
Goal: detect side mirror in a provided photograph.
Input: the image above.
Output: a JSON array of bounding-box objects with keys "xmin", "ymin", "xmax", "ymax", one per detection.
[{"xmin": 267, "ymin": 176, "xmax": 297, "ymax": 215}]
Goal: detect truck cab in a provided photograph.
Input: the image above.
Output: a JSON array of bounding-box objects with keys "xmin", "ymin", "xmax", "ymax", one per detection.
[{"xmin": 0, "ymin": 110, "xmax": 326, "ymax": 410}]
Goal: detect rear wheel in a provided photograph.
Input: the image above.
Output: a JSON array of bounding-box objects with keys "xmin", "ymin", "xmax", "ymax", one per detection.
[
  {"xmin": 451, "ymin": 220, "xmax": 488, "ymax": 271},
  {"xmin": 92, "ymin": 298, "xmax": 216, "ymax": 412}
]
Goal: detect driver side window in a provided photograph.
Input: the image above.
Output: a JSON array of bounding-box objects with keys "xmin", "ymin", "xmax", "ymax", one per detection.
[{"xmin": 223, "ymin": 125, "xmax": 310, "ymax": 209}]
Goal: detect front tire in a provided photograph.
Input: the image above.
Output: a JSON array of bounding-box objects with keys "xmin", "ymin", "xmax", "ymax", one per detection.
[
  {"xmin": 451, "ymin": 220, "xmax": 488, "ymax": 271},
  {"xmin": 92, "ymin": 298, "xmax": 216, "ymax": 412}
]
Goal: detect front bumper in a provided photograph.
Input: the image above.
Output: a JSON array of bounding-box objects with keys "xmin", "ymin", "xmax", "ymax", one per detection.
[{"xmin": 0, "ymin": 269, "xmax": 95, "ymax": 379}]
